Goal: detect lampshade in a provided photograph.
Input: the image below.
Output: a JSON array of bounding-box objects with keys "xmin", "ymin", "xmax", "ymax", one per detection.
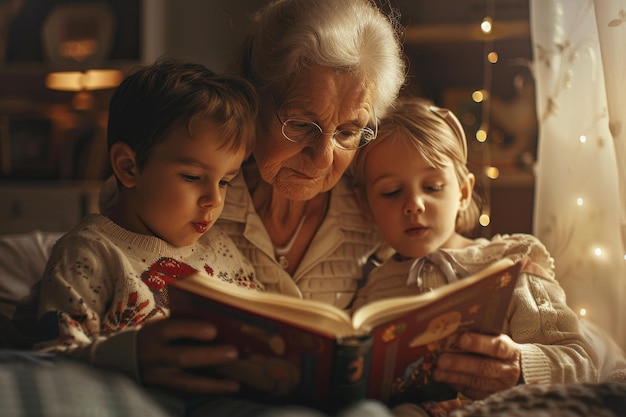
[{"xmin": 45, "ymin": 69, "xmax": 123, "ymax": 92}]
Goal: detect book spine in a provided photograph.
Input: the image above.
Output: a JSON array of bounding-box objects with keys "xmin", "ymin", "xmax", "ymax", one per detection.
[{"xmin": 328, "ymin": 335, "xmax": 373, "ymax": 413}]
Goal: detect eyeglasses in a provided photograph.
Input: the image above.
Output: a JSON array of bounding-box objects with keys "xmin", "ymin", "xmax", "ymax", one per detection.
[{"xmin": 271, "ymin": 96, "xmax": 377, "ymax": 151}]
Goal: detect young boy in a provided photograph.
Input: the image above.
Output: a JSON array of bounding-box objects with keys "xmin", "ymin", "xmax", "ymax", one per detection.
[{"xmin": 36, "ymin": 59, "xmax": 263, "ymax": 387}]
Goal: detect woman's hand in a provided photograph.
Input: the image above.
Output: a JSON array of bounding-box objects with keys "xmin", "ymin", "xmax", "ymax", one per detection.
[
  {"xmin": 137, "ymin": 317, "xmax": 240, "ymax": 394},
  {"xmin": 433, "ymin": 332, "xmax": 522, "ymax": 400}
]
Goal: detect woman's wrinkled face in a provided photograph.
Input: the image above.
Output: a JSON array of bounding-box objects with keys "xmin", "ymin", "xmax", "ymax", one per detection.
[{"xmin": 254, "ymin": 66, "xmax": 375, "ymax": 201}]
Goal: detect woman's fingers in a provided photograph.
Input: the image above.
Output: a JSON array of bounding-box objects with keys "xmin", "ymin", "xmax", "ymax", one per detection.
[
  {"xmin": 137, "ymin": 318, "xmax": 241, "ymax": 394},
  {"xmin": 434, "ymin": 333, "xmax": 522, "ymax": 400}
]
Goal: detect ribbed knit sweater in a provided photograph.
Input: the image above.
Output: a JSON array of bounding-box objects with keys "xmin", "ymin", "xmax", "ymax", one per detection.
[{"xmin": 353, "ymin": 233, "xmax": 599, "ymax": 386}]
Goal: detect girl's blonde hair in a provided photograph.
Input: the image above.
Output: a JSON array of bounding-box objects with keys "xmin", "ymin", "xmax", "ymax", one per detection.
[{"xmin": 350, "ymin": 97, "xmax": 481, "ymax": 235}]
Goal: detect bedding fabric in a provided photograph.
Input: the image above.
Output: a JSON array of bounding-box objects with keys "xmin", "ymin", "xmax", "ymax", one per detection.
[
  {"xmin": 0, "ymin": 350, "xmax": 169, "ymax": 417},
  {"xmin": 0, "ymin": 231, "xmax": 63, "ymax": 349},
  {"xmin": 448, "ymin": 381, "xmax": 626, "ymax": 417},
  {"xmin": 0, "ymin": 231, "xmax": 63, "ymax": 318}
]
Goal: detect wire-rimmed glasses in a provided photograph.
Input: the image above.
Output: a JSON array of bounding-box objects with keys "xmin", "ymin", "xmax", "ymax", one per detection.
[{"xmin": 271, "ymin": 97, "xmax": 377, "ymax": 151}]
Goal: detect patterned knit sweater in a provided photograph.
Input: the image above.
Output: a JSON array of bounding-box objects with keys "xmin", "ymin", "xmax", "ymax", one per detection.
[
  {"xmin": 36, "ymin": 214, "xmax": 262, "ymax": 379},
  {"xmin": 353, "ymin": 234, "xmax": 599, "ymax": 386}
]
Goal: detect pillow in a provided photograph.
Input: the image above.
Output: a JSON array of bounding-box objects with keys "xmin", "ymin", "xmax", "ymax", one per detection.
[
  {"xmin": 0, "ymin": 231, "xmax": 63, "ymax": 349},
  {"xmin": 0, "ymin": 231, "xmax": 62, "ymax": 319}
]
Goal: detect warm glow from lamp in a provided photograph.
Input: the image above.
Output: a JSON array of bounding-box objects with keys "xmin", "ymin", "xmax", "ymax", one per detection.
[
  {"xmin": 479, "ymin": 214, "xmax": 491, "ymax": 226},
  {"xmin": 579, "ymin": 308, "xmax": 587, "ymax": 317},
  {"xmin": 576, "ymin": 197, "xmax": 584, "ymax": 206},
  {"xmin": 487, "ymin": 52, "xmax": 499, "ymax": 63},
  {"xmin": 476, "ymin": 129, "xmax": 487, "ymax": 142},
  {"xmin": 82, "ymin": 69, "xmax": 123, "ymax": 90},
  {"xmin": 45, "ymin": 71, "xmax": 83, "ymax": 91},
  {"xmin": 45, "ymin": 69, "xmax": 123, "ymax": 91},
  {"xmin": 580, "ymin": 135, "xmax": 587, "ymax": 143}
]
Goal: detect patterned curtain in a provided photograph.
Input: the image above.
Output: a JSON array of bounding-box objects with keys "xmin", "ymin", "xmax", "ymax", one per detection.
[{"xmin": 530, "ymin": 0, "xmax": 626, "ymax": 348}]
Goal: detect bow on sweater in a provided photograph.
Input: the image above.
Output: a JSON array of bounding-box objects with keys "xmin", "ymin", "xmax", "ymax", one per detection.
[{"xmin": 406, "ymin": 249, "xmax": 470, "ymax": 289}]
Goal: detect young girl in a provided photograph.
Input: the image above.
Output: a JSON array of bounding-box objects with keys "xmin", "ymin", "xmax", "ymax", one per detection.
[
  {"xmin": 36, "ymin": 59, "xmax": 264, "ymax": 391},
  {"xmin": 350, "ymin": 97, "xmax": 599, "ymax": 402}
]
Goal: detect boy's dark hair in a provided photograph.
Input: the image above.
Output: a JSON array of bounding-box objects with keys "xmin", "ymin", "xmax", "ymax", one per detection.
[{"xmin": 107, "ymin": 58, "xmax": 258, "ymax": 170}]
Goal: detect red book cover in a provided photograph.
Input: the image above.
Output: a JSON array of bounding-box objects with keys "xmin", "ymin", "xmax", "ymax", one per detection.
[
  {"xmin": 168, "ymin": 287, "xmax": 372, "ymax": 412},
  {"xmin": 168, "ymin": 258, "xmax": 521, "ymax": 411},
  {"xmin": 365, "ymin": 260, "xmax": 521, "ymax": 405}
]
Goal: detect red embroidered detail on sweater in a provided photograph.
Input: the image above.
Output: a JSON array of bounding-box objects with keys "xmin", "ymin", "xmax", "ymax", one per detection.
[
  {"xmin": 141, "ymin": 257, "xmax": 198, "ymax": 291},
  {"xmin": 105, "ymin": 291, "xmax": 151, "ymax": 330}
]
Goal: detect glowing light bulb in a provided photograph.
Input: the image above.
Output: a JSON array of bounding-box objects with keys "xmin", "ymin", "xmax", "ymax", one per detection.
[
  {"xmin": 576, "ymin": 197, "xmax": 584, "ymax": 206},
  {"xmin": 479, "ymin": 214, "xmax": 490, "ymax": 226},
  {"xmin": 580, "ymin": 135, "xmax": 587, "ymax": 143},
  {"xmin": 486, "ymin": 166, "xmax": 500, "ymax": 179},
  {"xmin": 579, "ymin": 308, "xmax": 587, "ymax": 316},
  {"xmin": 472, "ymin": 90, "xmax": 485, "ymax": 103},
  {"xmin": 481, "ymin": 17, "xmax": 493, "ymax": 34},
  {"xmin": 594, "ymin": 247, "xmax": 603, "ymax": 256},
  {"xmin": 475, "ymin": 129, "xmax": 487, "ymax": 142},
  {"xmin": 487, "ymin": 52, "xmax": 498, "ymax": 63}
]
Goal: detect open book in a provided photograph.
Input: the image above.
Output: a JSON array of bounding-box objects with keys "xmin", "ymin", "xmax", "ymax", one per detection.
[{"xmin": 169, "ymin": 257, "xmax": 522, "ymax": 411}]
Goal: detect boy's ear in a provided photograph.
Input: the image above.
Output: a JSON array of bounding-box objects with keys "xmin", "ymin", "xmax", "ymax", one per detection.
[
  {"xmin": 109, "ymin": 142, "xmax": 139, "ymax": 188},
  {"xmin": 354, "ymin": 188, "xmax": 374, "ymax": 222},
  {"xmin": 459, "ymin": 173, "xmax": 476, "ymax": 210}
]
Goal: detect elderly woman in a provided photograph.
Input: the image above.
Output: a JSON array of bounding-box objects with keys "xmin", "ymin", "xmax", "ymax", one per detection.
[
  {"xmin": 166, "ymin": 1, "xmax": 405, "ymax": 414},
  {"xmin": 216, "ymin": 0, "xmax": 405, "ymax": 307}
]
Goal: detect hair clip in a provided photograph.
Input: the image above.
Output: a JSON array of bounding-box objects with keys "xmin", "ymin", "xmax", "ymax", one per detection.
[{"xmin": 428, "ymin": 105, "xmax": 468, "ymax": 161}]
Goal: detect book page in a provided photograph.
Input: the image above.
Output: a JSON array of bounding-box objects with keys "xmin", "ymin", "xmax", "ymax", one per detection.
[
  {"xmin": 172, "ymin": 274, "xmax": 359, "ymax": 338},
  {"xmin": 351, "ymin": 257, "xmax": 516, "ymax": 331}
]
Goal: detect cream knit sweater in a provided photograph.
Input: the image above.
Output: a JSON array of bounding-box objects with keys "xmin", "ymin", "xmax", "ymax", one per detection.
[
  {"xmin": 353, "ymin": 234, "xmax": 599, "ymax": 386},
  {"xmin": 36, "ymin": 214, "xmax": 262, "ymax": 379}
]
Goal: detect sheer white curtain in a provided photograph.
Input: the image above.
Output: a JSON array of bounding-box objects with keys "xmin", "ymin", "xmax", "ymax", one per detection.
[{"xmin": 530, "ymin": 0, "xmax": 626, "ymax": 349}]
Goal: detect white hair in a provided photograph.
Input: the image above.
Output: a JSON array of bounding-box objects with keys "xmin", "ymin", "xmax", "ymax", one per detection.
[{"xmin": 242, "ymin": 0, "xmax": 406, "ymax": 120}]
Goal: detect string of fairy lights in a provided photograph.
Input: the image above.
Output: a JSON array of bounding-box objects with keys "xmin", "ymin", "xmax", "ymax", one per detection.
[
  {"xmin": 474, "ymin": 1, "xmax": 496, "ymax": 234},
  {"xmin": 472, "ymin": 4, "xmax": 591, "ymax": 316},
  {"xmin": 473, "ymin": 3, "xmax": 626, "ymax": 321}
]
